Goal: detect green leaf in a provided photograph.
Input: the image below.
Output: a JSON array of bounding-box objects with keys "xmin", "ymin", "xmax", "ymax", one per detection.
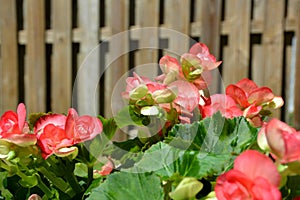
[
  {"xmin": 28, "ymin": 112, "xmax": 47, "ymax": 130},
  {"xmin": 98, "ymin": 116, "xmax": 118, "ymax": 140},
  {"xmin": 281, "ymin": 175, "xmax": 300, "ymax": 199},
  {"xmin": 167, "ymin": 112, "xmax": 257, "ymax": 154},
  {"xmin": 127, "ymin": 142, "xmax": 232, "ymax": 179},
  {"xmin": 74, "ymin": 163, "xmax": 88, "ymax": 178},
  {"xmin": 83, "ymin": 178, "xmax": 103, "ymax": 198},
  {"xmin": 0, "ymin": 172, "xmax": 13, "ymax": 199},
  {"xmin": 86, "ymin": 172, "xmax": 164, "ymax": 200},
  {"xmin": 114, "ymin": 106, "xmax": 149, "ymax": 128}
]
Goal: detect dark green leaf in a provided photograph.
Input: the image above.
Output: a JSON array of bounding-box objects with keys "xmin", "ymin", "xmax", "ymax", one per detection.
[
  {"xmin": 0, "ymin": 172, "xmax": 13, "ymax": 199},
  {"xmin": 86, "ymin": 172, "xmax": 164, "ymax": 200},
  {"xmin": 98, "ymin": 116, "xmax": 118, "ymax": 140},
  {"xmin": 127, "ymin": 142, "xmax": 232, "ymax": 179},
  {"xmin": 167, "ymin": 112, "xmax": 257, "ymax": 154},
  {"xmin": 114, "ymin": 106, "xmax": 149, "ymax": 128}
]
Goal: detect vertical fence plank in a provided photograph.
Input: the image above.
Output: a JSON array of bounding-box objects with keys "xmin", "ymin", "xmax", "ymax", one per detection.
[
  {"xmin": 196, "ymin": 0, "xmax": 222, "ymax": 93},
  {"xmin": 25, "ymin": 0, "xmax": 46, "ymax": 113},
  {"xmin": 105, "ymin": 0, "xmax": 129, "ymax": 118},
  {"xmin": 262, "ymin": 0, "xmax": 285, "ymax": 118},
  {"xmin": 0, "ymin": 0, "xmax": 18, "ymax": 113},
  {"xmin": 77, "ymin": 0, "xmax": 100, "ymax": 115},
  {"xmin": 164, "ymin": 0, "xmax": 190, "ymax": 56},
  {"xmin": 105, "ymin": 0, "xmax": 129, "ymax": 141},
  {"xmin": 51, "ymin": 0, "xmax": 72, "ymax": 113},
  {"xmin": 135, "ymin": 0, "xmax": 159, "ymax": 79},
  {"xmin": 252, "ymin": 0, "xmax": 265, "ymax": 86},
  {"xmin": 223, "ymin": 0, "xmax": 251, "ymax": 86},
  {"xmin": 294, "ymin": 2, "xmax": 300, "ymax": 128}
]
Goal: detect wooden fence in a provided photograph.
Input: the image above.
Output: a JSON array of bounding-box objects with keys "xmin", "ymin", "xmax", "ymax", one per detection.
[{"xmin": 1, "ymin": 0, "xmax": 300, "ymax": 127}]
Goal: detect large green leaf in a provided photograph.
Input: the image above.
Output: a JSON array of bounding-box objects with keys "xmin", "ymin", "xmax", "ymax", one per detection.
[
  {"xmin": 167, "ymin": 112, "xmax": 257, "ymax": 154},
  {"xmin": 86, "ymin": 172, "xmax": 164, "ymax": 200},
  {"xmin": 127, "ymin": 142, "xmax": 232, "ymax": 179}
]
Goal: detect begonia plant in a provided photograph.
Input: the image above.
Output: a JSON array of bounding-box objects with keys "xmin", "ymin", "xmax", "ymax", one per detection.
[{"xmin": 0, "ymin": 42, "xmax": 299, "ymax": 200}]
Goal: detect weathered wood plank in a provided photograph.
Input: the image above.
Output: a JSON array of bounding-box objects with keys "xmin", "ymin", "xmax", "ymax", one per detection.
[
  {"xmin": 105, "ymin": 0, "xmax": 129, "ymax": 141},
  {"xmin": 294, "ymin": 1, "xmax": 300, "ymax": 128},
  {"xmin": 77, "ymin": 0, "xmax": 100, "ymax": 115},
  {"xmin": 51, "ymin": 0, "xmax": 72, "ymax": 113},
  {"xmin": 135, "ymin": 0, "xmax": 159, "ymax": 79},
  {"xmin": 195, "ymin": 0, "xmax": 222, "ymax": 94},
  {"xmin": 25, "ymin": 0, "xmax": 46, "ymax": 113},
  {"xmin": 222, "ymin": 0, "xmax": 251, "ymax": 86},
  {"xmin": 0, "ymin": 0, "xmax": 18, "ymax": 113},
  {"xmin": 164, "ymin": 0, "xmax": 190, "ymax": 56},
  {"xmin": 262, "ymin": 0, "xmax": 285, "ymax": 118},
  {"xmin": 105, "ymin": 0, "xmax": 129, "ymax": 118},
  {"xmin": 251, "ymin": 0, "xmax": 265, "ymax": 86}
]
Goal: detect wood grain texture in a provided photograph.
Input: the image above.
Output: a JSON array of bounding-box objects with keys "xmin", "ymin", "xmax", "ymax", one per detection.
[
  {"xmin": 25, "ymin": 0, "xmax": 46, "ymax": 113},
  {"xmin": 51, "ymin": 0, "xmax": 72, "ymax": 113},
  {"xmin": 262, "ymin": 0, "xmax": 285, "ymax": 118},
  {"xmin": 294, "ymin": 1, "xmax": 300, "ymax": 128},
  {"xmin": 223, "ymin": 0, "xmax": 251, "ymax": 86},
  {"xmin": 77, "ymin": 0, "xmax": 100, "ymax": 116},
  {"xmin": 0, "ymin": 0, "xmax": 18, "ymax": 113}
]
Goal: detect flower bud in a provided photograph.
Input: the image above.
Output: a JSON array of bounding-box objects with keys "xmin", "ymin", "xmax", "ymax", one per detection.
[
  {"xmin": 152, "ymin": 88, "xmax": 177, "ymax": 104},
  {"xmin": 169, "ymin": 177, "xmax": 203, "ymax": 200},
  {"xmin": 129, "ymin": 85, "xmax": 148, "ymax": 100}
]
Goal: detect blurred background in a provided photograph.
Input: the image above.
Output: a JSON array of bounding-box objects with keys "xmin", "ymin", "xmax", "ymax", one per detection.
[{"xmin": 0, "ymin": 0, "xmax": 300, "ymax": 128}]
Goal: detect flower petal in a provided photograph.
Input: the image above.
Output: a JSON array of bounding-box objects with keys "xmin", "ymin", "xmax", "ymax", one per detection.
[
  {"xmin": 248, "ymin": 87, "xmax": 275, "ymax": 105},
  {"xmin": 226, "ymin": 85, "xmax": 249, "ymax": 108},
  {"xmin": 17, "ymin": 103, "xmax": 26, "ymax": 131},
  {"xmin": 236, "ymin": 78, "xmax": 258, "ymax": 94},
  {"xmin": 234, "ymin": 150, "xmax": 280, "ymax": 187}
]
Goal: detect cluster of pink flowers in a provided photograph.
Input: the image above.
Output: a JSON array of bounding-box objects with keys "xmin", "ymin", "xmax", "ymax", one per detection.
[
  {"xmin": 124, "ymin": 43, "xmax": 283, "ymax": 128},
  {"xmin": 201, "ymin": 78, "xmax": 284, "ymax": 127},
  {"xmin": 123, "ymin": 43, "xmax": 222, "ymax": 124},
  {"xmin": 0, "ymin": 103, "xmax": 103, "ymax": 159}
]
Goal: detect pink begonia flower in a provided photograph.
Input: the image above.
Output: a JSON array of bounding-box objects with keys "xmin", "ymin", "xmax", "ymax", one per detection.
[
  {"xmin": 226, "ymin": 78, "xmax": 284, "ymax": 127},
  {"xmin": 35, "ymin": 109, "xmax": 102, "ymax": 159},
  {"xmin": 65, "ymin": 108, "xmax": 103, "ymax": 144},
  {"xmin": 156, "ymin": 55, "xmax": 183, "ymax": 85},
  {"xmin": 258, "ymin": 119, "xmax": 300, "ymax": 163},
  {"xmin": 35, "ymin": 114, "xmax": 73, "ymax": 159},
  {"xmin": 201, "ymin": 94, "xmax": 243, "ymax": 119},
  {"xmin": 226, "ymin": 78, "xmax": 284, "ymax": 110},
  {"xmin": 95, "ymin": 158, "xmax": 114, "ymax": 176},
  {"xmin": 215, "ymin": 150, "xmax": 281, "ymax": 200},
  {"xmin": 189, "ymin": 42, "xmax": 222, "ymax": 71},
  {"xmin": 169, "ymin": 80, "xmax": 200, "ymax": 113},
  {"xmin": 0, "ymin": 103, "xmax": 36, "ymax": 146},
  {"xmin": 122, "ymin": 72, "xmax": 152, "ymax": 100}
]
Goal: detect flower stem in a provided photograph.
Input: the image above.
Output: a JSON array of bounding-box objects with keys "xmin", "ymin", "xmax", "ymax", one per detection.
[
  {"xmin": 87, "ymin": 164, "xmax": 93, "ymax": 185},
  {"xmin": 35, "ymin": 173, "xmax": 53, "ymax": 198}
]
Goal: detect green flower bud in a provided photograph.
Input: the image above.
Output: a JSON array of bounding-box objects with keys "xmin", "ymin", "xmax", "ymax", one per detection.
[
  {"xmin": 129, "ymin": 85, "xmax": 148, "ymax": 100},
  {"xmin": 169, "ymin": 177, "xmax": 203, "ymax": 200},
  {"xmin": 152, "ymin": 88, "xmax": 177, "ymax": 104}
]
